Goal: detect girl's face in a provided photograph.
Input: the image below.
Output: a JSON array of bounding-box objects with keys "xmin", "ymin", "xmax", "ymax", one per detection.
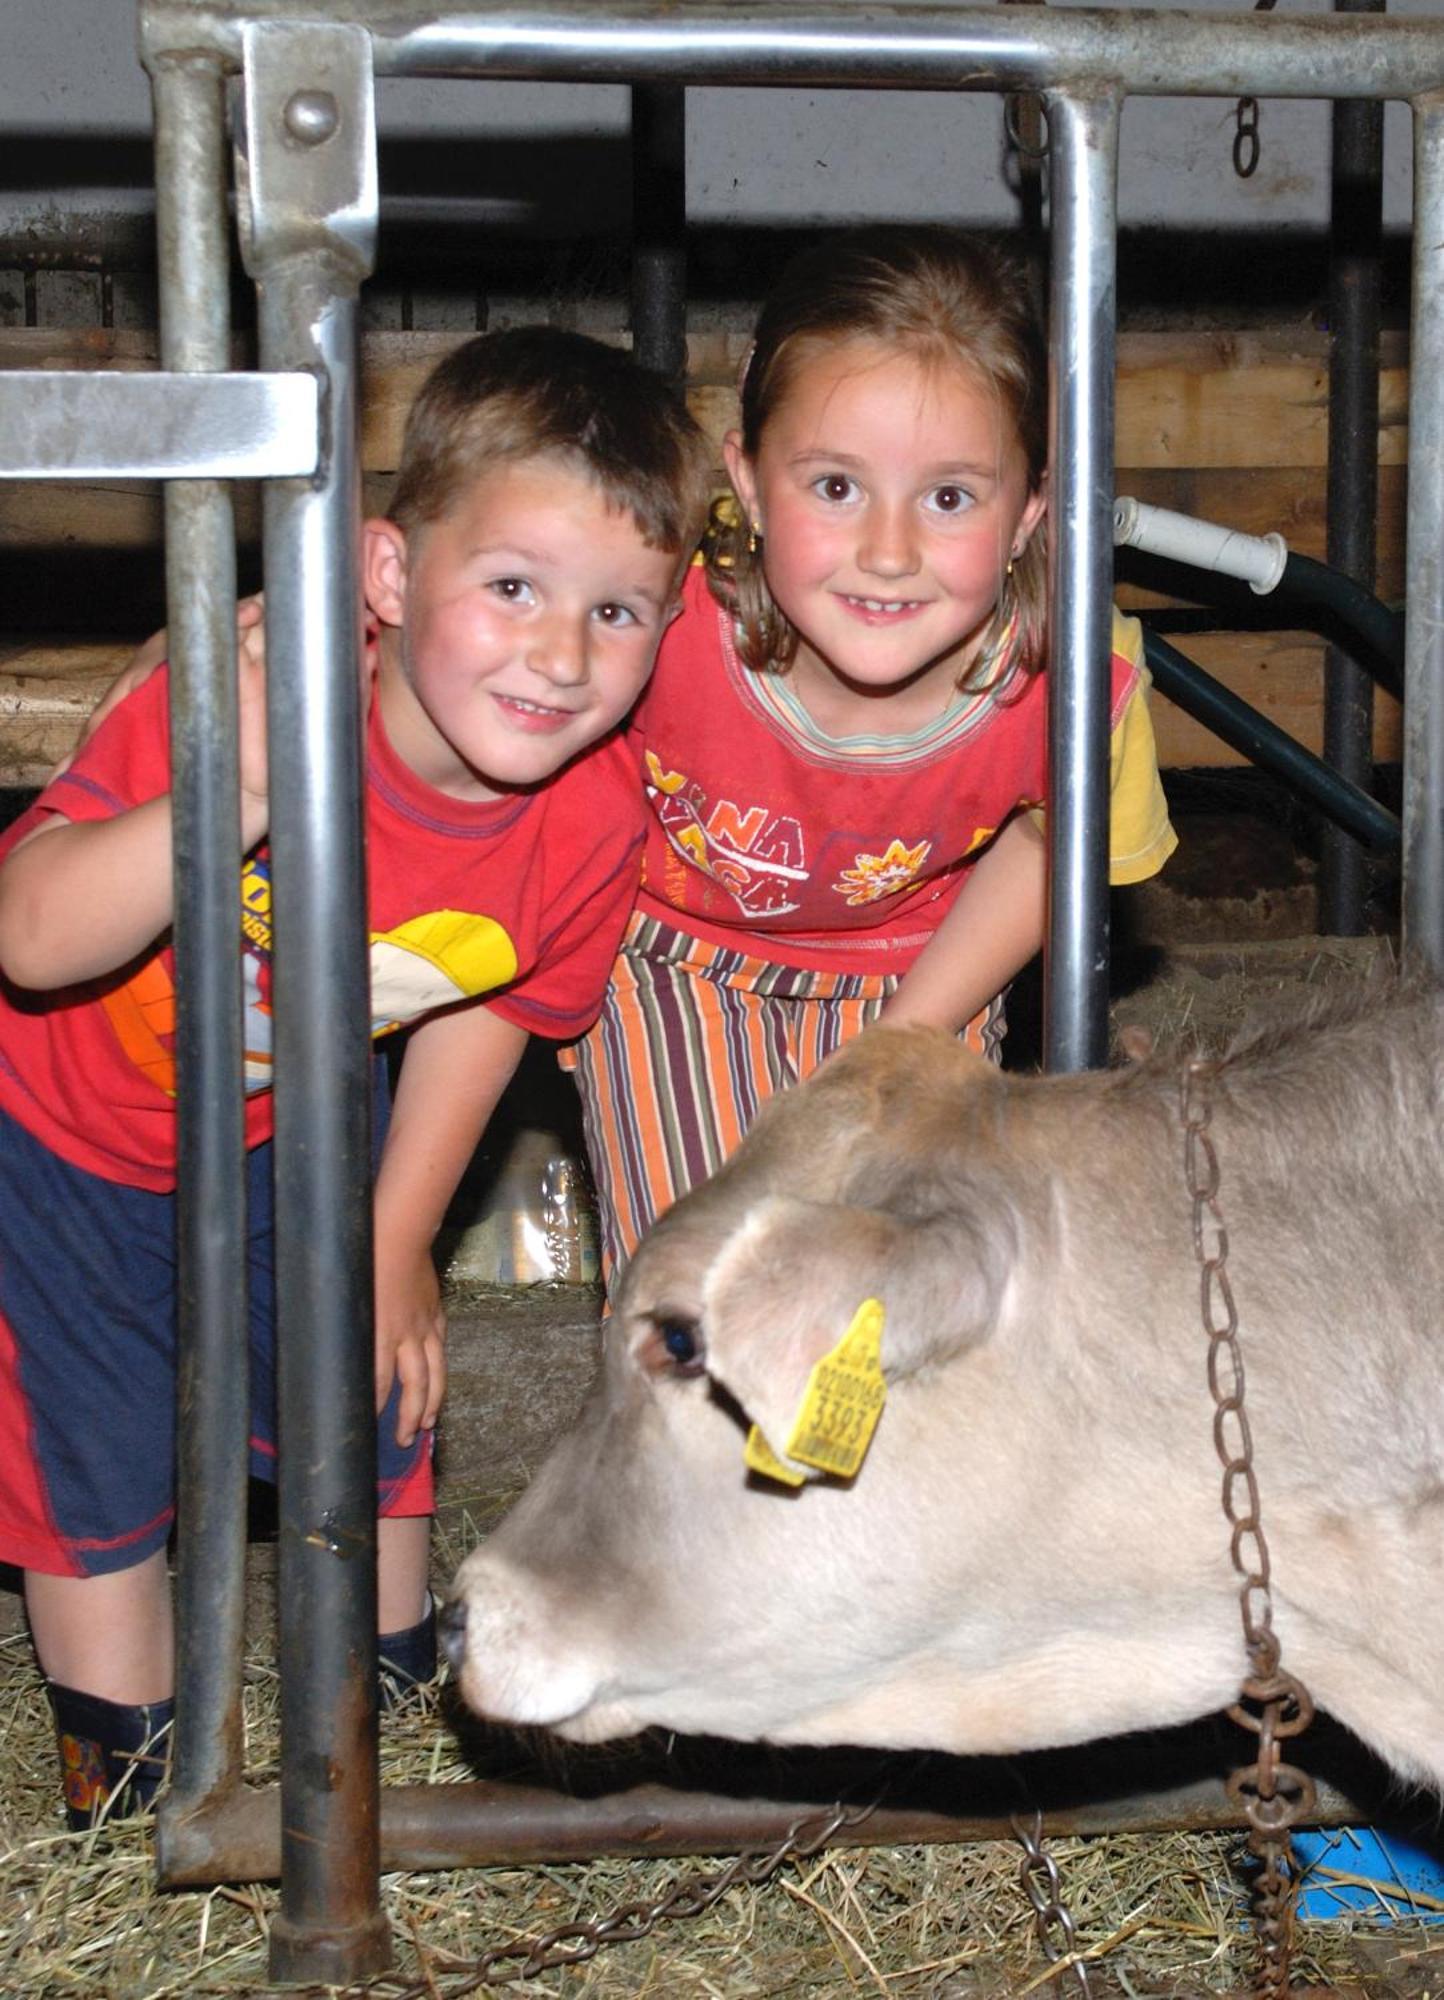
[{"xmin": 725, "ymin": 337, "xmax": 1046, "ymax": 723}]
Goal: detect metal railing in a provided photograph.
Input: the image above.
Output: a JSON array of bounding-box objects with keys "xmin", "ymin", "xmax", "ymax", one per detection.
[{"xmin": 3, "ymin": 1, "xmax": 1443, "ymax": 1979}]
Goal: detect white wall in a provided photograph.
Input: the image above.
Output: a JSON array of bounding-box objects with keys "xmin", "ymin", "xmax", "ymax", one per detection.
[{"xmin": 0, "ymin": 0, "xmax": 1429, "ymax": 243}]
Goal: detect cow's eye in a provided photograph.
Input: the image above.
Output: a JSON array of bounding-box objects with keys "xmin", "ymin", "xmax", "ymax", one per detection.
[{"xmin": 657, "ymin": 1317, "xmax": 707, "ymax": 1378}]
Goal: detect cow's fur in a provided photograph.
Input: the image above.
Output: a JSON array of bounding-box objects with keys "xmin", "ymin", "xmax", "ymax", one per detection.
[{"xmin": 447, "ymin": 982, "xmax": 1444, "ymax": 1794}]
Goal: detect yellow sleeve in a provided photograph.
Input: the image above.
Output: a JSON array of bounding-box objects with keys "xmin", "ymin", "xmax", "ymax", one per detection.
[
  {"xmin": 1024, "ymin": 608, "xmax": 1178, "ymax": 884},
  {"xmin": 1107, "ymin": 610, "xmax": 1177, "ymax": 885}
]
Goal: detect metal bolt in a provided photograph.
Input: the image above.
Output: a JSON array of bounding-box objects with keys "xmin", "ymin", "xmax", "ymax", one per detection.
[{"xmin": 283, "ymin": 89, "xmax": 340, "ymax": 146}]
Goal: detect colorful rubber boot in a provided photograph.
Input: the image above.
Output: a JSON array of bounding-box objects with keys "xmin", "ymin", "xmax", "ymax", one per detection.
[
  {"xmin": 49, "ymin": 1682, "xmax": 175, "ymax": 1832},
  {"xmin": 378, "ymin": 1594, "xmax": 438, "ymax": 1710}
]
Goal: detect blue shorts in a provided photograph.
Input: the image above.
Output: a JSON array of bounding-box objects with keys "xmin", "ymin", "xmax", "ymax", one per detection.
[{"xmin": 0, "ymin": 1096, "xmax": 432, "ymax": 1578}]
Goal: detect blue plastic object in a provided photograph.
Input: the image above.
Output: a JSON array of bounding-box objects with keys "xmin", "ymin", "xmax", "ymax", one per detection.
[{"xmin": 1293, "ymin": 1827, "xmax": 1444, "ymax": 1923}]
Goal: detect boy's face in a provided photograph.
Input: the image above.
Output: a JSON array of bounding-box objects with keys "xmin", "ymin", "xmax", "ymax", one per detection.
[{"xmin": 365, "ymin": 456, "xmax": 680, "ymax": 801}]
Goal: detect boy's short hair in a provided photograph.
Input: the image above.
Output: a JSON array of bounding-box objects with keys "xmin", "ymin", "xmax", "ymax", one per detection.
[{"xmin": 389, "ymin": 326, "xmax": 713, "ymax": 567}]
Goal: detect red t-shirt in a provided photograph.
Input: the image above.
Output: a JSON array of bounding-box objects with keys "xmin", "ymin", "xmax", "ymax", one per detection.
[
  {"xmin": 0, "ymin": 668, "xmax": 644, "ymax": 1189},
  {"xmin": 630, "ymin": 567, "xmax": 1144, "ymax": 974}
]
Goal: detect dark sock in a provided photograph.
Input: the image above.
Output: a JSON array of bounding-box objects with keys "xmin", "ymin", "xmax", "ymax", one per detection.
[
  {"xmin": 49, "ymin": 1682, "xmax": 175, "ymax": 1832},
  {"xmin": 378, "ymin": 1594, "xmax": 438, "ymax": 1709}
]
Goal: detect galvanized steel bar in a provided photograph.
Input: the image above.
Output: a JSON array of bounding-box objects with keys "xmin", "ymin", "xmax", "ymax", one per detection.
[
  {"xmin": 0, "ymin": 371, "xmax": 319, "ymax": 479},
  {"xmin": 235, "ymin": 19, "xmax": 388, "ymax": 1984},
  {"xmin": 1043, "ymin": 89, "xmax": 1120, "ymax": 1074},
  {"xmin": 1405, "ymin": 97, "xmax": 1444, "ymax": 974},
  {"xmin": 140, "ymin": 1, "xmax": 1444, "ymax": 101},
  {"xmin": 146, "ymin": 51, "xmax": 252, "ymax": 1848},
  {"xmin": 1319, "ymin": 0, "xmax": 1385, "ymax": 939}
]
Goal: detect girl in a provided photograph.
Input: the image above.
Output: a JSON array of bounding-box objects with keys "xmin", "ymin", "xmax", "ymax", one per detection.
[{"xmin": 563, "ymin": 225, "xmax": 1176, "ymax": 1290}]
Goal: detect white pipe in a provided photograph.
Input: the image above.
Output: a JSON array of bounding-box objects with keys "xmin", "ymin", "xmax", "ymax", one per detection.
[{"xmin": 1112, "ymin": 495, "xmax": 1288, "ymax": 595}]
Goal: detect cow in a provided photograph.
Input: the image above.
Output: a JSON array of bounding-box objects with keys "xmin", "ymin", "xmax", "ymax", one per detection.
[{"xmin": 443, "ymin": 983, "xmax": 1444, "ymax": 1798}]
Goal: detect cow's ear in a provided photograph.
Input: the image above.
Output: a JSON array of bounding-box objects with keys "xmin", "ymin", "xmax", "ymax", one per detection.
[{"xmin": 699, "ymin": 1193, "xmax": 1015, "ymax": 1481}]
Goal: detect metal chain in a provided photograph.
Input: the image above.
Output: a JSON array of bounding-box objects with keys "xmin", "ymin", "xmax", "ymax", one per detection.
[
  {"xmin": 1233, "ymin": 0, "xmax": 1279, "ymax": 177},
  {"xmin": 1182, "ymin": 1057, "xmax": 1317, "ymax": 2000},
  {"xmin": 1012, "ymin": 1810, "xmax": 1094, "ymax": 1995},
  {"xmin": 1005, "ymin": 90, "xmax": 1050, "ymax": 162},
  {"xmin": 1001, "ymin": 0, "xmax": 1050, "ymax": 164},
  {"xmin": 357, "ymin": 1791, "xmax": 884, "ymax": 1997},
  {"xmin": 1234, "ymin": 97, "xmax": 1261, "ymax": 179}
]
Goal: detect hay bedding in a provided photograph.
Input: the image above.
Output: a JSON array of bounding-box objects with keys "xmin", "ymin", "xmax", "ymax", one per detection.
[{"xmin": 2, "ymin": 1619, "xmax": 1439, "ymax": 2000}]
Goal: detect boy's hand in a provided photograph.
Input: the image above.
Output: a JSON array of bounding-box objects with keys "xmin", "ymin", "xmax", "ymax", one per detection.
[
  {"xmin": 368, "ymin": 1007, "xmax": 527, "ymax": 1450},
  {"xmin": 236, "ymin": 612, "xmax": 271, "ymax": 818},
  {"xmin": 375, "ymin": 1238, "xmax": 448, "ymax": 1448},
  {"xmin": 53, "ymin": 596, "xmax": 267, "ymax": 780}
]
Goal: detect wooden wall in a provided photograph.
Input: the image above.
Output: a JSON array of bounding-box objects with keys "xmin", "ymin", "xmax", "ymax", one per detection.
[{"xmin": 0, "ymin": 324, "xmax": 1406, "ymax": 788}]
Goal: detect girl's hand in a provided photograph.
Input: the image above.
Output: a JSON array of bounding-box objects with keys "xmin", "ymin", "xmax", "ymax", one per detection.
[
  {"xmin": 374, "ymin": 1236, "xmax": 448, "ymax": 1448},
  {"xmin": 881, "ymin": 814, "xmax": 1047, "ymax": 1033}
]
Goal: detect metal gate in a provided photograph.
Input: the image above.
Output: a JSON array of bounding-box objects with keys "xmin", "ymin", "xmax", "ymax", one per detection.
[{"xmin": 3, "ymin": 1, "xmax": 1443, "ymax": 1980}]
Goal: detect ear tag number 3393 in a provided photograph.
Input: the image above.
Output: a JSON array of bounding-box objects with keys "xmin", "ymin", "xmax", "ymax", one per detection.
[{"xmin": 744, "ymin": 1297, "xmax": 886, "ymax": 1486}]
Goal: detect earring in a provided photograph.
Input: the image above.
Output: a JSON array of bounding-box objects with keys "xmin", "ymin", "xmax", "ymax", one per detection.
[{"xmin": 747, "ymin": 519, "xmax": 762, "ymax": 557}]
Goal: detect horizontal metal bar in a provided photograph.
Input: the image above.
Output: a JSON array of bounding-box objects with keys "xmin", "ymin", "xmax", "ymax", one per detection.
[
  {"xmin": 141, "ymin": 2, "xmax": 1444, "ymax": 103},
  {"xmin": 0, "ymin": 371, "xmax": 318, "ymax": 479},
  {"xmin": 156, "ymin": 1769, "xmax": 1366, "ymax": 1887}
]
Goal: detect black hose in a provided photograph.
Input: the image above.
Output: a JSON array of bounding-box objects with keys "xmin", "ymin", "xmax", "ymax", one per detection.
[
  {"xmin": 1275, "ymin": 552, "xmax": 1403, "ymax": 697},
  {"xmin": 1142, "ymin": 629, "xmax": 1399, "ymax": 854}
]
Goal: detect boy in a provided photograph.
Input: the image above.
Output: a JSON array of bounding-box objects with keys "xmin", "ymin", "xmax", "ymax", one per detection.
[{"xmin": 0, "ymin": 326, "xmax": 712, "ymax": 1827}]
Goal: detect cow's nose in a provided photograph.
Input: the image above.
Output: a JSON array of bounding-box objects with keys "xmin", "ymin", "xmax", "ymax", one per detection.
[{"xmin": 439, "ymin": 1596, "xmax": 468, "ymax": 1670}]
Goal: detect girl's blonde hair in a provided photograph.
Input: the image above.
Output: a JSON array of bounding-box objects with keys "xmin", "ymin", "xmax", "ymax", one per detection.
[{"xmin": 706, "ymin": 225, "xmax": 1049, "ymax": 686}]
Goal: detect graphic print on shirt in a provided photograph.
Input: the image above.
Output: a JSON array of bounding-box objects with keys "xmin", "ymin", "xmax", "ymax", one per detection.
[
  {"xmin": 645, "ymin": 751, "xmax": 807, "ymax": 920},
  {"xmin": 646, "ymin": 749, "xmax": 957, "ymax": 923},
  {"xmin": 834, "ymin": 838, "xmax": 933, "ymax": 907},
  {"xmin": 835, "ymin": 820, "xmax": 1002, "ymax": 907},
  {"xmin": 104, "ymin": 854, "xmax": 521, "ymax": 1096}
]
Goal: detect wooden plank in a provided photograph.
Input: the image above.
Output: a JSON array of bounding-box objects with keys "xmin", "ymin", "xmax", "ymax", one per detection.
[
  {"xmin": 0, "ymin": 480, "xmax": 167, "ymax": 550},
  {"xmin": 0, "ymin": 641, "xmax": 131, "ymax": 789},
  {"xmin": 4, "ymin": 324, "xmax": 1411, "ymax": 474},
  {"xmin": 1, "ymin": 628, "xmax": 1401, "ymax": 782},
  {"xmin": 681, "ymin": 329, "xmax": 1413, "ymax": 475},
  {"xmin": 3, "ymin": 328, "xmax": 1410, "ymax": 627},
  {"xmin": 0, "ymin": 324, "xmax": 1408, "ymax": 778},
  {"xmin": 1114, "ymin": 330, "xmax": 1408, "ymax": 470},
  {"xmin": 358, "ymin": 331, "xmax": 471, "ymax": 473},
  {"xmin": 0, "ymin": 328, "xmax": 163, "ymax": 371},
  {"xmin": 0, "ymin": 477, "xmax": 398, "ymax": 553}
]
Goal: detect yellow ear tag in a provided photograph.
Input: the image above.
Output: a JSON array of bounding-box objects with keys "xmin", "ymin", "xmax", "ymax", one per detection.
[
  {"xmin": 744, "ymin": 1423, "xmax": 806, "ymax": 1488},
  {"xmin": 784, "ymin": 1297, "xmax": 887, "ymax": 1478}
]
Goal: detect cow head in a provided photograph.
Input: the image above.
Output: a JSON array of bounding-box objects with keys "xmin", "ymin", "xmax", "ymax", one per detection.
[{"xmin": 445, "ymin": 1028, "xmax": 1241, "ymax": 1754}]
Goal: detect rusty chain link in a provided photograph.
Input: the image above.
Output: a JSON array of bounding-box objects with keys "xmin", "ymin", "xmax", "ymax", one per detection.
[
  {"xmin": 353, "ymin": 1790, "xmax": 884, "ymax": 1997},
  {"xmin": 1011, "ymin": 1809, "xmax": 1094, "ymax": 1995},
  {"xmin": 1182, "ymin": 1057, "xmax": 1317, "ymax": 2000}
]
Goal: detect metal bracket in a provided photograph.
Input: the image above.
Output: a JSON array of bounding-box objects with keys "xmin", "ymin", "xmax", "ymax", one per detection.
[
  {"xmin": 0, "ymin": 371, "xmax": 318, "ymax": 480},
  {"xmin": 236, "ymin": 19, "xmax": 377, "ymax": 282}
]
